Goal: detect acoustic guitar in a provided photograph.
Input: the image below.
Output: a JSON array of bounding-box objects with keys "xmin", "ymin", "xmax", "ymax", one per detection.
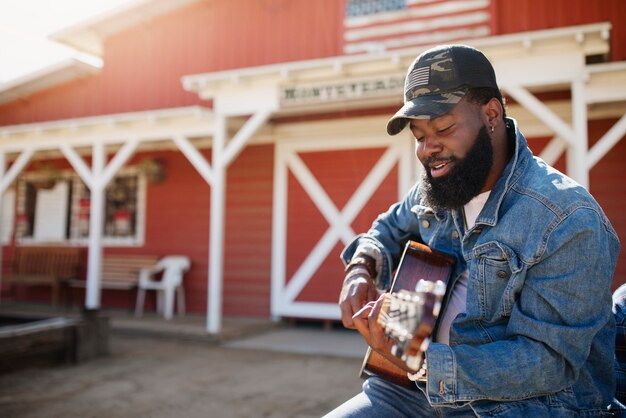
[{"xmin": 359, "ymin": 240, "xmax": 454, "ymax": 388}]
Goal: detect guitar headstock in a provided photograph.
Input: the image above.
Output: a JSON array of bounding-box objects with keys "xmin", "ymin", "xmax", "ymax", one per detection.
[{"xmin": 378, "ymin": 279, "xmax": 446, "ymax": 370}]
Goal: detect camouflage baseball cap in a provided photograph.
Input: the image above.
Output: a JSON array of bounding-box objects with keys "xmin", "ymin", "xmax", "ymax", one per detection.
[{"xmin": 386, "ymin": 44, "xmax": 498, "ymax": 136}]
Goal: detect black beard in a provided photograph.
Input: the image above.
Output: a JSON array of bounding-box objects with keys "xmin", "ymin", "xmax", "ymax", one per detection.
[{"xmin": 420, "ymin": 125, "xmax": 493, "ymax": 211}]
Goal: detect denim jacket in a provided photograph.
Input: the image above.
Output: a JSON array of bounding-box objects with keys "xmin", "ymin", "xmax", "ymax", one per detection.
[{"xmin": 342, "ymin": 118, "xmax": 620, "ymax": 416}]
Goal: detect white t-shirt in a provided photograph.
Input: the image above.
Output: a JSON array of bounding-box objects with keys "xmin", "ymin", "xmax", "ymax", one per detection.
[{"xmin": 435, "ymin": 191, "xmax": 490, "ymax": 345}]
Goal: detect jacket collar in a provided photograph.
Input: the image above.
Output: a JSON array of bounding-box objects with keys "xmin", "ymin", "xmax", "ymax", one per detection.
[{"xmin": 469, "ymin": 117, "xmax": 530, "ymax": 227}]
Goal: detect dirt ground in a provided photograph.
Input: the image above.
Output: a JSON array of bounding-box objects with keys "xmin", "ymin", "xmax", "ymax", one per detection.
[{"xmin": 0, "ymin": 333, "xmax": 364, "ymax": 418}]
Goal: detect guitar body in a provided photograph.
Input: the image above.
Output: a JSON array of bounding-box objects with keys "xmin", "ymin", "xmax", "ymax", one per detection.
[
  {"xmin": 361, "ymin": 347, "xmax": 415, "ymax": 388},
  {"xmin": 360, "ymin": 241, "xmax": 455, "ymax": 388}
]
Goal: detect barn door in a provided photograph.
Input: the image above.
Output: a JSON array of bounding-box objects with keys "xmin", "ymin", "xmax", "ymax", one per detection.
[{"xmin": 271, "ymin": 135, "xmax": 414, "ymax": 319}]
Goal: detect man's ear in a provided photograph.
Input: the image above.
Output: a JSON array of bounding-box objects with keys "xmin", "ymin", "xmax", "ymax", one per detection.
[{"xmin": 483, "ymin": 98, "xmax": 503, "ymax": 129}]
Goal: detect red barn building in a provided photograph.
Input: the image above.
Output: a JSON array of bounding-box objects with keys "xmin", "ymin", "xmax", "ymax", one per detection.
[{"xmin": 0, "ymin": 0, "xmax": 625, "ymax": 333}]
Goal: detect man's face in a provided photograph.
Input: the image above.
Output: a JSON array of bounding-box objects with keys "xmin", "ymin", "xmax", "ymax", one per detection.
[{"xmin": 410, "ymin": 99, "xmax": 494, "ymax": 210}]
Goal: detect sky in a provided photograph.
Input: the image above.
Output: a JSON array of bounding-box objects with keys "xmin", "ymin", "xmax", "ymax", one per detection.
[{"xmin": 0, "ymin": 0, "xmax": 135, "ymax": 86}]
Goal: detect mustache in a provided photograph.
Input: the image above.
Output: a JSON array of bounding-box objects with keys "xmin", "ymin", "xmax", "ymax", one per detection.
[{"xmin": 423, "ymin": 156, "xmax": 457, "ymax": 170}]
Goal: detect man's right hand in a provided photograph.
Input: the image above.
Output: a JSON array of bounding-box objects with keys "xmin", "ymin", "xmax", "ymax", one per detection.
[{"xmin": 338, "ymin": 267, "xmax": 379, "ymax": 329}]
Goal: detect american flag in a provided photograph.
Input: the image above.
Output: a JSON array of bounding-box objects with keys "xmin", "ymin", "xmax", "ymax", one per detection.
[{"xmin": 343, "ymin": 0, "xmax": 492, "ymax": 54}]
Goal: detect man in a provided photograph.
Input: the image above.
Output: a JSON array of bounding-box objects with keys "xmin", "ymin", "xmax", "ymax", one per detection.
[{"xmin": 326, "ymin": 44, "xmax": 621, "ymax": 417}]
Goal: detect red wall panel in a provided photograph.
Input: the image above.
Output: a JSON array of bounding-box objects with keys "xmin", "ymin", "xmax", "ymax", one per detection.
[
  {"xmin": 587, "ymin": 118, "xmax": 626, "ymax": 290},
  {"xmin": 493, "ymin": 0, "xmax": 626, "ymax": 61},
  {"xmin": 223, "ymin": 144, "xmax": 274, "ymax": 317}
]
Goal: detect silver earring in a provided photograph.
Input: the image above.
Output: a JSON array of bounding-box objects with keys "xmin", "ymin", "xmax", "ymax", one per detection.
[{"xmin": 490, "ymin": 125, "xmax": 494, "ymax": 134}]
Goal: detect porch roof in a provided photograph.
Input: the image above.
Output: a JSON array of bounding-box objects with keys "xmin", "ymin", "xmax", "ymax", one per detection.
[{"xmin": 0, "ymin": 106, "xmax": 213, "ymax": 153}]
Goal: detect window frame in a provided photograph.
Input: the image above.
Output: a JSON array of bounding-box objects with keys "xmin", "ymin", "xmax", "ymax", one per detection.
[{"xmin": 15, "ymin": 168, "xmax": 146, "ymax": 247}]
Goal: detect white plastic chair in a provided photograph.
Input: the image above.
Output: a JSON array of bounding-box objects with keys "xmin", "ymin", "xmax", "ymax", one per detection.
[{"xmin": 135, "ymin": 256, "xmax": 191, "ymax": 320}]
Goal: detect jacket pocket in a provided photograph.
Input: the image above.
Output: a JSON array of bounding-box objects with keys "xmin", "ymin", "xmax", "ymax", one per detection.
[
  {"xmin": 411, "ymin": 204, "xmax": 438, "ymax": 247},
  {"xmin": 472, "ymin": 241, "xmax": 523, "ymax": 321}
]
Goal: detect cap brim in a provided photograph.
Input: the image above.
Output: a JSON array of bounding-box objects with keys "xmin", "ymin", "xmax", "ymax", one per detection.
[{"xmin": 386, "ymin": 91, "xmax": 466, "ymax": 136}]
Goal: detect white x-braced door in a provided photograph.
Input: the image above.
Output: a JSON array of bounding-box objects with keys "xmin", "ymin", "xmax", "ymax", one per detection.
[{"xmin": 271, "ymin": 134, "xmax": 415, "ymax": 320}]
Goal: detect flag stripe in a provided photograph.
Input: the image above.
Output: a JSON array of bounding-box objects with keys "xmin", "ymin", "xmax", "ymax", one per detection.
[
  {"xmin": 345, "ymin": 11, "xmax": 490, "ymax": 41},
  {"xmin": 406, "ymin": 0, "xmax": 448, "ymax": 4},
  {"xmin": 344, "ymin": 27, "xmax": 491, "ymax": 55},
  {"xmin": 345, "ymin": 0, "xmax": 489, "ymax": 28},
  {"xmin": 343, "ymin": 0, "xmax": 492, "ymax": 54}
]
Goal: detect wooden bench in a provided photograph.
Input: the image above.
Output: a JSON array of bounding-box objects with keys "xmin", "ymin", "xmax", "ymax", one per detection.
[
  {"xmin": 68, "ymin": 254, "xmax": 158, "ymax": 309},
  {"xmin": 4, "ymin": 246, "xmax": 85, "ymax": 306}
]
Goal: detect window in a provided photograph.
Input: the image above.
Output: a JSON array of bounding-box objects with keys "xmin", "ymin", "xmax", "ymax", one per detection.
[
  {"xmin": 15, "ymin": 168, "xmax": 146, "ymax": 246},
  {"xmin": 105, "ymin": 175, "xmax": 140, "ymax": 238}
]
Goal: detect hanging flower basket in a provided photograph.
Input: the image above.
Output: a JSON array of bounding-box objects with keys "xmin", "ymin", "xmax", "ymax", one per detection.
[
  {"xmin": 31, "ymin": 163, "xmax": 62, "ymax": 190},
  {"xmin": 32, "ymin": 178, "xmax": 57, "ymax": 190},
  {"xmin": 138, "ymin": 158, "xmax": 166, "ymax": 185}
]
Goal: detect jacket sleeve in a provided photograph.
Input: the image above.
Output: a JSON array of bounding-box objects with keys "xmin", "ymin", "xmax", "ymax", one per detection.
[{"xmin": 425, "ymin": 206, "xmax": 620, "ymax": 404}]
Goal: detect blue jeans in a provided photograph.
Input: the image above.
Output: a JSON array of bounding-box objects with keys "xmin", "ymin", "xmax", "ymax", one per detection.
[
  {"xmin": 324, "ymin": 377, "xmax": 477, "ymax": 417},
  {"xmin": 325, "ymin": 377, "xmax": 622, "ymax": 417}
]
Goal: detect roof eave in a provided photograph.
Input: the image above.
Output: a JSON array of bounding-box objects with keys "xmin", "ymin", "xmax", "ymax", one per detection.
[{"xmin": 0, "ymin": 57, "xmax": 102, "ymax": 105}]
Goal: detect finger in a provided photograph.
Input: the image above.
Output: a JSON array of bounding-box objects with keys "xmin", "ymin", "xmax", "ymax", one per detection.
[
  {"xmin": 339, "ymin": 276, "xmax": 373, "ymax": 329},
  {"xmin": 339, "ymin": 302, "xmax": 357, "ymax": 329},
  {"xmin": 352, "ymin": 313, "xmax": 370, "ymax": 342},
  {"xmin": 369, "ymin": 293, "xmax": 386, "ymax": 317},
  {"xmin": 353, "ymin": 300, "xmax": 376, "ymax": 319},
  {"xmin": 367, "ymin": 295, "xmax": 392, "ymax": 350},
  {"xmin": 339, "ymin": 289, "xmax": 368, "ymax": 329},
  {"xmin": 352, "ymin": 301, "xmax": 375, "ymax": 341},
  {"xmin": 366, "ymin": 293, "xmax": 387, "ymax": 328},
  {"xmin": 338, "ymin": 282, "xmax": 360, "ymax": 328}
]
